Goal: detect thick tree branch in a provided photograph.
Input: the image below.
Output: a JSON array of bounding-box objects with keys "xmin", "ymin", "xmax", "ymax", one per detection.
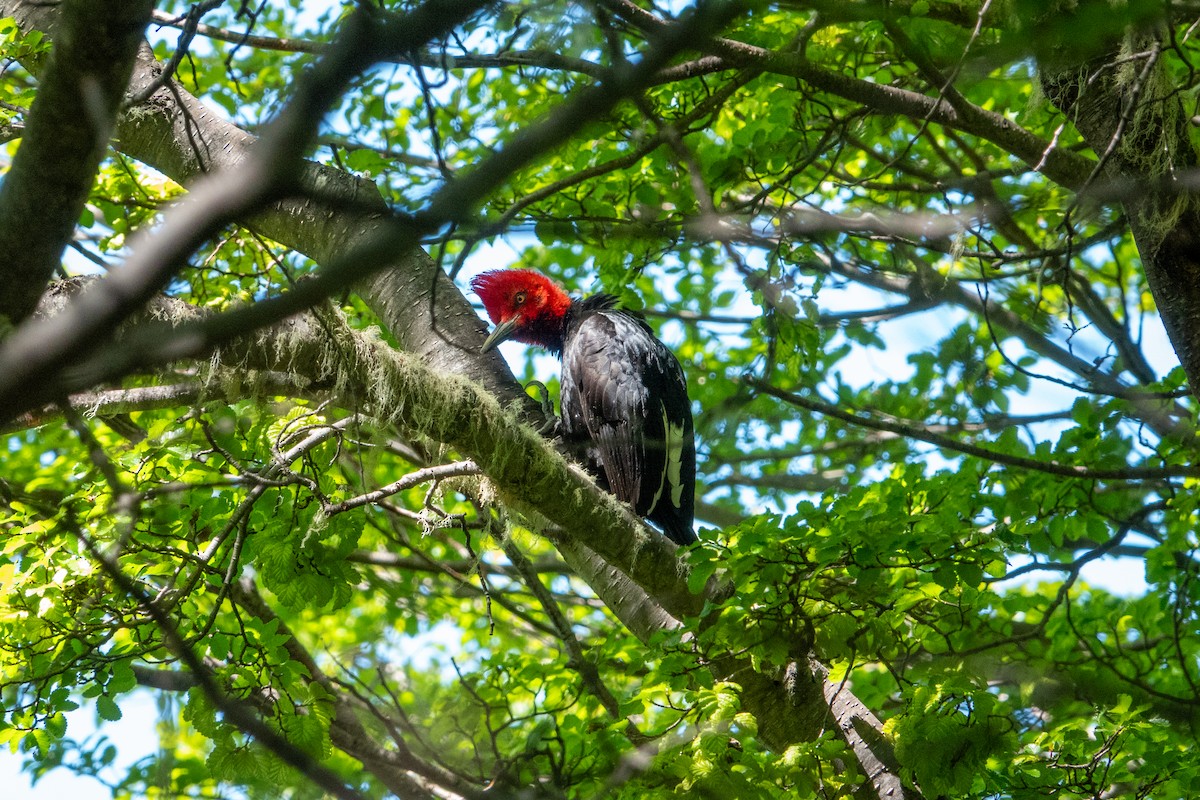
[
  {"xmin": 0, "ymin": 375, "xmax": 314, "ymax": 435},
  {"xmin": 1039, "ymin": 23, "xmax": 1200, "ymax": 400},
  {"xmin": 30, "ymin": 280, "xmax": 915, "ymax": 796},
  {"xmin": 0, "ymin": 0, "xmax": 495, "ymax": 420},
  {"xmin": 0, "ymin": 0, "xmax": 153, "ymax": 325}
]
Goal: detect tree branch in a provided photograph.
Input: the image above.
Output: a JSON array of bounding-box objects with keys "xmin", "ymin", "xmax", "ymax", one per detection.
[
  {"xmin": 749, "ymin": 378, "xmax": 1190, "ymax": 481},
  {"xmin": 1039, "ymin": 21, "xmax": 1200, "ymax": 400},
  {"xmin": 0, "ymin": 0, "xmax": 153, "ymax": 325},
  {"xmin": 597, "ymin": 0, "xmax": 1096, "ymax": 190},
  {"xmin": 0, "ymin": 0, "xmax": 494, "ymax": 420}
]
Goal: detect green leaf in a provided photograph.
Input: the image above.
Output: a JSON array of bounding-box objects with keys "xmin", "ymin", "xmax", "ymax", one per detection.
[{"xmin": 96, "ymin": 695, "xmax": 122, "ymax": 723}]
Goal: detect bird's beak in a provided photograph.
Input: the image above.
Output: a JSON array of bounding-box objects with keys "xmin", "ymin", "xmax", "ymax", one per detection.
[{"xmin": 481, "ymin": 316, "xmax": 520, "ymax": 352}]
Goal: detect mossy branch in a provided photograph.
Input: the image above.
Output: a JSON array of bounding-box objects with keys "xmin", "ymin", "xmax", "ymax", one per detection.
[
  {"xmin": 217, "ymin": 302, "xmax": 913, "ymax": 792},
  {"xmin": 223, "ymin": 304, "xmax": 706, "ymax": 621}
]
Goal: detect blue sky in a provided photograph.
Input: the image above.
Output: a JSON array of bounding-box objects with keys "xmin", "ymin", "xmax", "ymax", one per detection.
[{"xmin": 1, "ymin": 692, "xmax": 160, "ymax": 800}]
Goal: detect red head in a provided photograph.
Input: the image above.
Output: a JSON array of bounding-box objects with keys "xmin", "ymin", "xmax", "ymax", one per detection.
[{"xmin": 470, "ymin": 269, "xmax": 574, "ymax": 353}]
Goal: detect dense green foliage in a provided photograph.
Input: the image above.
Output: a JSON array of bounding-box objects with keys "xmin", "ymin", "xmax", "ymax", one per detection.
[{"xmin": 3, "ymin": 0, "xmax": 1200, "ymax": 798}]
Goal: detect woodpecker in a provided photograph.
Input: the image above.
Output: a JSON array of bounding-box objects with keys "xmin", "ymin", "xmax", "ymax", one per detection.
[{"xmin": 470, "ymin": 269, "xmax": 697, "ymax": 546}]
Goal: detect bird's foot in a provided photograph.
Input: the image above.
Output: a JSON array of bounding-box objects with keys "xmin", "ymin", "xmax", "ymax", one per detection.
[{"xmin": 524, "ymin": 380, "xmax": 560, "ymax": 436}]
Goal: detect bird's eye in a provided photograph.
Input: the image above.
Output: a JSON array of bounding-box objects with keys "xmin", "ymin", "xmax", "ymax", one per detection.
[{"xmin": 513, "ymin": 291, "xmax": 527, "ymax": 305}]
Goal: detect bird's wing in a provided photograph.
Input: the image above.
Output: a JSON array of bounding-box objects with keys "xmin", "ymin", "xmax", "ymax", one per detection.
[{"xmin": 562, "ymin": 310, "xmax": 688, "ymax": 516}]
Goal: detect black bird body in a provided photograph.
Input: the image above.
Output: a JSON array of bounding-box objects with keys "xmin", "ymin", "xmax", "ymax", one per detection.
[
  {"xmin": 560, "ymin": 295, "xmax": 697, "ymax": 545},
  {"xmin": 470, "ymin": 270, "xmax": 697, "ymax": 545}
]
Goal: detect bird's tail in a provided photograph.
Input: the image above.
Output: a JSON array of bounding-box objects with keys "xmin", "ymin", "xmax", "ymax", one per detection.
[{"xmin": 658, "ymin": 517, "xmax": 698, "ymax": 547}]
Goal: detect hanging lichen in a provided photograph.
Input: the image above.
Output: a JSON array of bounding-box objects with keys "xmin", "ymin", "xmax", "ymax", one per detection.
[{"xmin": 1111, "ymin": 31, "xmax": 1190, "ymax": 242}]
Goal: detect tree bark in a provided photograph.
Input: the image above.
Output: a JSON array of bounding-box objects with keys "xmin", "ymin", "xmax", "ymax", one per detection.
[
  {"xmin": 0, "ymin": 0, "xmax": 153, "ymax": 326},
  {"xmin": 0, "ymin": 0, "xmax": 532, "ymax": 416},
  {"xmin": 1039, "ymin": 21, "xmax": 1200, "ymax": 400}
]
